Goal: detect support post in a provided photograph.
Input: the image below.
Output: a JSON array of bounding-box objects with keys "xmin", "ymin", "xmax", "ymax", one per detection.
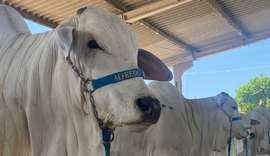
[{"xmin": 173, "ymin": 61, "xmax": 193, "ymax": 92}]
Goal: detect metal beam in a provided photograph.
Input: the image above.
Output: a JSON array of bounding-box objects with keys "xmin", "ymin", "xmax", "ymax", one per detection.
[
  {"xmin": 140, "ymin": 20, "xmax": 198, "ymax": 55},
  {"xmin": 163, "ymin": 54, "xmax": 193, "ymax": 67},
  {"xmin": 196, "ymin": 30, "xmax": 270, "ymax": 59},
  {"xmin": 104, "ymin": 0, "xmax": 129, "ymax": 12},
  {"xmin": 207, "ymin": 0, "xmax": 248, "ymax": 39},
  {"xmin": 122, "ymin": 0, "xmax": 193, "ymax": 23},
  {"xmin": 104, "ymin": 0, "xmax": 197, "ymax": 56}
]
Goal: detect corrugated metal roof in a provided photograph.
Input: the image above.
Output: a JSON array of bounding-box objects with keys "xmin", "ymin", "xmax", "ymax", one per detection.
[
  {"xmin": 1, "ymin": 0, "xmax": 270, "ymax": 67},
  {"xmin": 220, "ymin": 0, "xmax": 270, "ymax": 34}
]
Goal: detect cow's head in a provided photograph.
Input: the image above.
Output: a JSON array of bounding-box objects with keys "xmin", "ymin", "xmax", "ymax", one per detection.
[
  {"xmin": 258, "ymin": 132, "xmax": 270, "ymax": 154},
  {"xmin": 213, "ymin": 92, "xmax": 258, "ymax": 151},
  {"xmin": 53, "ymin": 7, "xmax": 172, "ymax": 132},
  {"xmin": 246, "ymin": 106, "xmax": 270, "ymax": 154}
]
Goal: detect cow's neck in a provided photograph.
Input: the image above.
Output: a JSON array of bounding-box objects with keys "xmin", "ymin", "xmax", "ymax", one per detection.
[
  {"xmin": 23, "ymin": 32, "xmax": 105, "ymax": 156},
  {"xmin": 185, "ymin": 98, "xmax": 227, "ymax": 155},
  {"xmin": 248, "ymin": 141, "xmax": 257, "ymax": 156}
]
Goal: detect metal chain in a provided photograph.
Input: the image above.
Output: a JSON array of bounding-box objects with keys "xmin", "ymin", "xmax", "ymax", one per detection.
[
  {"xmin": 89, "ymin": 84, "xmax": 115, "ymax": 144},
  {"xmin": 89, "ymin": 91, "xmax": 105, "ymax": 129},
  {"xmin": 66, "ymin": 57, "xmax": 87, "ymax": 82},
  {"xmin": 66, "ymin": 57, "xmax": 105, "ymax": 128},
  {"xmin": 66, "ymin": 57, "xmax": 115, "ymax": 144}
]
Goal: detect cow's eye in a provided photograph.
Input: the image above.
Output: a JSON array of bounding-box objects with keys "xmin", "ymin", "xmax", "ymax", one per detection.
[
  {"xmin": 87, "ymin": 40, "xmax": 102, "ymax": 50},
  {"xmin": 232, "ymin": 106, "xmax": 238, "ymax": 110}
]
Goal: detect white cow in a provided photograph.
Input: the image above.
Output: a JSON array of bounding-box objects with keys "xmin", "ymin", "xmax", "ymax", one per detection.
[
  {"xmin": 210, "ymin": 138, "xmax": 245, "ymax": 156},
  {"xmin": 111, "ymin": 81, "xmax": 256, "ymax": 156},
  {"xmin": 245, "ymin": 106, "xmax": 270, "ymax": 156},
  {"xmin": 0, "ymin": 5, "xmax": 31, "ymax": 37},
  {"xmin": 0, "ymin": 5, "xmax": 172, "ymax": 156},
  {"xmin": 211, "ymin": 106, "xmax": 270, "ymax": 156}
]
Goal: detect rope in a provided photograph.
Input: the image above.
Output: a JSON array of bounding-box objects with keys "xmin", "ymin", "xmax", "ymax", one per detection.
[
  {"xmin": 227, "ymin": 137, "xmax": 232, "ymax": 156},
  {"xmin": 227, "ymin": 120, "xmax": 233, "ymax": 156},
  {"xmin": 244, "ymin": 138, "xmax": 248, "ymax": 156}
]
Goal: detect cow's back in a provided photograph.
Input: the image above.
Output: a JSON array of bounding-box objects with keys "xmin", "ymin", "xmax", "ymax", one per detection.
[
  {"xmin": 0, "ymin": 5, "xmax": 31, "ymax": 38},
  {"xmin": 0, "ymin": 30, "xmax": 54, "ymax": 156},
  {"xmin": 0, "ymin": 32, "xmax": 53, "ymax": 92},
  {"xmin": 0, "ymin": 33, "xmax": 30, "ymax": 155}
]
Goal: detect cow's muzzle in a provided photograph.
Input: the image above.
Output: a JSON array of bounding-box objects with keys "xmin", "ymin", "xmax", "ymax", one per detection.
[
  {"xmin": 136, "ymin": 96, "xmax": 161, "ymax": 124},
  {"xmin": 258, "ymin": 148, "xmax": 266, "ymax": 154},
  {"xmin": 246, "ymin": 126, "xmax": 255, "ymax": 139}
]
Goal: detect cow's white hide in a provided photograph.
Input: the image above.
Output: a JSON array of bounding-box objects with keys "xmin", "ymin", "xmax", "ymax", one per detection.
[
  {"xmin": 210, "ymin": 106, "xmax": 270, "ymax": 156},
  {"xmin": 111, "ymin": 81, "xmax": 252, "ymax": 156},
  {"xmin": 247, "ymin": 106, "xmax": 270, "ymax": 156},
  {"xmin": 210, "ymin": 138, "xmax": 244, "ymax": 156},
  {"xmin": 0, "ymin": 5, "xmax": 170, "ymax": 156},
  {"xmin": 0, "ymin": 5, "xmax": 31, "ymax": 37}
]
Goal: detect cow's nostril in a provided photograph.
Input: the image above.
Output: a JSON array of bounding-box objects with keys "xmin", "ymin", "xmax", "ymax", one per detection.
[
  {"xmin": 259, "ymin": 148, "xmax": 265, "ymax": 154},
  {"xmin": 249, "ymin": 132, "xmax": 255, "ymax": 139},
  {"xmin": 137, "ymin": 98, "xmax": 152, "ymax": 114},
  {"xmin": 136, "ymin": 96, "xmax": 161, "ymax": 123}
]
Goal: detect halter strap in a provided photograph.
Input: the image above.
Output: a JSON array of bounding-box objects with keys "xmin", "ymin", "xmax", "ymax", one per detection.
[
  {"xmin": 227, "ymin": 115, "xmax": 242, "ymax": 156},
  {"xmin": 232, "ymin": 116, "xmax": 242, "ymax": 121},
  {"xmin": 244, "ymin": 138, "xmax": 248, "ymax": 156},
  {"xmin": 102, "ymin": 127, "xmax": 114, "ymax": 156},
  {"xmin": 92, "ymin": 68, "xmax": 145, "ymax": 90},
  {"xmin": 213, "ymin": 98, "xmax": 243, "ymax": 156},
  {"xmin": 66, "ymin": 57, "xmax": 145, "ymax": 156}
]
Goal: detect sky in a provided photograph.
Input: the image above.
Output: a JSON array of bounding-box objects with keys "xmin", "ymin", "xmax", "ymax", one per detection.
[
  {"xmin": 182, "ymin": 39, "xmax": 270, "ymax": 99},
  {"xmin": 25, "ymin": 19, "xmax": 270, "ymax": 99}
]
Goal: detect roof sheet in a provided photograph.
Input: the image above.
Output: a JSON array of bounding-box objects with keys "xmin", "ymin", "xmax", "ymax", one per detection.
[{"xmin": 1, "ymin": 0, "xmax": 270, "ymax": 66}]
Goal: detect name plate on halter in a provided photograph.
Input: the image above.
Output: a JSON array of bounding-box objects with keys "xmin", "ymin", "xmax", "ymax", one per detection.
[
  {"xmin": 92, "ymin": 68, "xmax": 145, "ymax": 90},
  {"xmin": 114, "ymin": 69, "xmax": 144, "ymax": 82}
]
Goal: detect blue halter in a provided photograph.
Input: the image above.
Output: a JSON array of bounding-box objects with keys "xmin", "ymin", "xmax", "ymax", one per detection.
[
  {"xmin": 66, "ymin": 57, "xmax": 145, "ymax": 156},
  {"xmin": 91, "ymin": 68, "xmax": 145, "ymax": 156},
  {"xmin": 227, "ymin": 116, "xmax": 242, "ymax": 156},
  {"xmin": 90, "ymin": 68, "xmax": 144, "ymax": 156},
  {"xmin": 102, "ymin": 127, "xmax": 114, "ymax": 156},
  {"xmin": 212, "ymin": 97, "xmax": 243, "ymax": 156},
  {"xmin": 91, "ymin": 68, "xmax": 145, "ymax": 91}
]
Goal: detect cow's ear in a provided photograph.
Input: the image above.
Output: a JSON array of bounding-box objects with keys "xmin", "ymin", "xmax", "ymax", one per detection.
[
  {"xmin": 138, "ymin": 49, "xmax": 172, "ymax": 81},
  {"xmin": 214, "ymin": 93, "xmax": 228, "ymax": 106},
  {"xmin": 54, "ymin": 25, "xmax": 74, "ymax": 58},
  {"xmin": 250, "ymin": 119, "xmax": 260, "ymax": 125}
]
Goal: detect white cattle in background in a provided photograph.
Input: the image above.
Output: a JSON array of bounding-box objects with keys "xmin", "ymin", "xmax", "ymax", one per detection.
[
  {"xmin": 0, "ymin": 5, "xmax": 173, "ymax": 156},
  {"xmin": 111, "ymin": 81, "xmax": 257, "ymax": 156},
  {"xmin": 245, "ymin": 106, "xmax": 270, "ymax": 156},
  {"xmin": 210, "ymin": 138, "xmax": 244, "ymax": 156},
  {"xmin": 211, "ymin": 106, "xmax": 270, "ymax": 156}
]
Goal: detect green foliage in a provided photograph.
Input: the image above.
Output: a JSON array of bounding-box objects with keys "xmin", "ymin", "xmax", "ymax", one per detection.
[{"xmin": 235, "ymin": 74, "xmax": 270, "ymax": 112}]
